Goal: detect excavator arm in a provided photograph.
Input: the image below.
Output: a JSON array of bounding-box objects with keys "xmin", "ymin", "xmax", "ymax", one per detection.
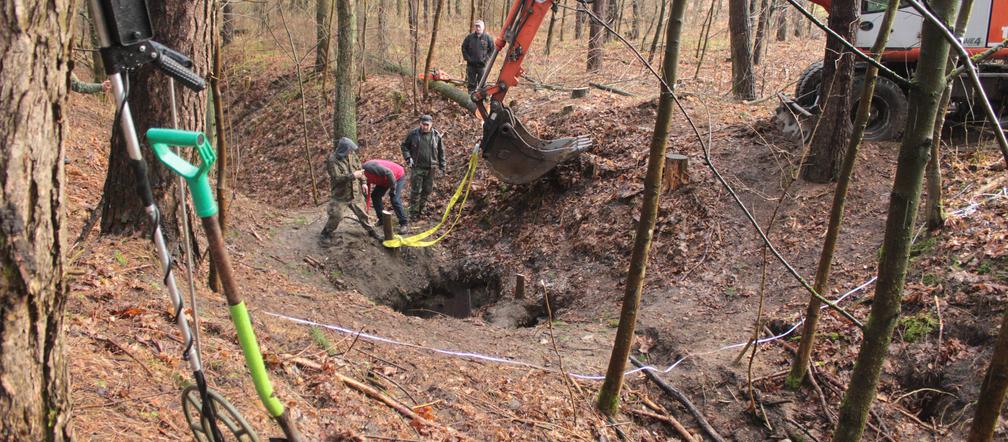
[{"xmin": 472, "ymin": 0, "xmax": 592, "ymax": 184}]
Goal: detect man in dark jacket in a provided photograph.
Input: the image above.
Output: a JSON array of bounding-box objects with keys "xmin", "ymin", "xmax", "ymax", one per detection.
[
  {"xmin": 400, "ymin": 114, "xmax": 446, "ymax": 220},
  {"xmin": 461, "ymin": 19, "xmax": 495, "ymax": 93},
  {"xmin": 355, "ymin": 159, "xmax": 409, "ymax": 232}
]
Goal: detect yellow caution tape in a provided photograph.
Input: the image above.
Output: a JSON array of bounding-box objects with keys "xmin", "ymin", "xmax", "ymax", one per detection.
[{"xmin": 383, "ymin": 148, "xmax": 480, "ymax": 248}]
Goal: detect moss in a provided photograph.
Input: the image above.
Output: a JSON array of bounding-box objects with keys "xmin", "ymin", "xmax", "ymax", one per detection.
[
  {"xmin": 921, "ymin": 272, "xmax": 940, "ymax": 286},
  {"xmin": 899, "ymin": 312, "xmax": 938, "ymax": 343},
  {"xmin": 910, "ymin": 235, "xmax": 938, "ymax": 259}
]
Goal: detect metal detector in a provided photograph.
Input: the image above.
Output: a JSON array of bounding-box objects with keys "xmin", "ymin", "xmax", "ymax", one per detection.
[{"xmin": 85, "ymin": 1, "xmax": 299, "ymax": 440}]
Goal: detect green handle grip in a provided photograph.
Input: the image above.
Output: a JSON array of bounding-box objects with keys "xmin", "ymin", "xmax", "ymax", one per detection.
[
  {"xmin": 146, "ymin": 128, "xmax": 218, "ymax": 217},
  {"xmin": 229, "ymin": 302, "xmax": 285, "ymax": 417}
]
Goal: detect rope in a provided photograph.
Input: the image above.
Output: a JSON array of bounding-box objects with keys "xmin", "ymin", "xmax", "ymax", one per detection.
[
  {"xmin": 383, "ymin": 146, "xmax": 481, "ymax": 248},
  {"xmin": 266, "ymin": 276, "xmax": 876, "ymax": 381}
]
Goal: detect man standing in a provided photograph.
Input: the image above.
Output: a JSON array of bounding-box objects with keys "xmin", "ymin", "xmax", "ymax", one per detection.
[
  {"xmin": 400, "ymin": 114, "xmax": 446, "ymax": 220},
  {"xmin": 355, "ymin": 159, "xmax": 410, "ymax": 232},
  {"xmin": 461, "ymin": 19, "xmax": 495, "ymax": 93},
  {"xmin": 321, "ymin": 137, "xmax": 364, "ymax": 240}
]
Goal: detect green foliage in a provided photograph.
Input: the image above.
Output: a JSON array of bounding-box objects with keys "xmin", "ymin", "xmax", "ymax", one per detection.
[
  {"xmin": 113, "ymin": 250, "xmax": 127, "ymax": 266},
  {"xmin": 310, "ymin": 326, "xmax": 339, "ymax": 356},
  {"xmin": 910, "ymin": 235, "xmax": 938, "ymax": 259},
  {"xmin": 899, "ymin": 312, "xmax": 938, "ymax": 343},
  {"xmin": 921, "ymin": 272, "xmax": 940, "ymax": 286}
]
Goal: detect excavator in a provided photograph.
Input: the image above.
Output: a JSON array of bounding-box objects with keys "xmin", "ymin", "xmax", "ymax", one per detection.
[
  {"xmin": 777, "ymin": 0, "xmax": 1008, "ymax": 141},
  {"xmin": 471, "ymin": 0, "xmax": 594, "ymax": 184}
]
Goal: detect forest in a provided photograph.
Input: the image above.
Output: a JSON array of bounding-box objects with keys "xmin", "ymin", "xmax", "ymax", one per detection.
[{"xmin": 2, "ymin": 0, "xmax": 1007, "ymax": 440}]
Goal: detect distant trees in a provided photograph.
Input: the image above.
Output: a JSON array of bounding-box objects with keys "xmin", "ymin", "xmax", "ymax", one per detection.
[
  {"xmin": 100, "ymin": 0, "xmax": 213, "ymax": 243},
  {"xmin": 728, "ymin": 0, "xmax": 756, "ymax": 99},
  {"xmin": 0, "ymin": 0, "xmax": 73, "ymax": 439},
  {"xmin": 587, "ymin": 0, "xmax": 607, "ymax": 71}
]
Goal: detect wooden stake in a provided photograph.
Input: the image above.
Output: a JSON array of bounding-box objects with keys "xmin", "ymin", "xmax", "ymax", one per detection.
[
  {"xmin": 381, "ymin": 211, "xmax": 398, "ymax": 257},
  {"xmin": 514, "ymin": 274, "xmax": 526, "ymax": 299}
]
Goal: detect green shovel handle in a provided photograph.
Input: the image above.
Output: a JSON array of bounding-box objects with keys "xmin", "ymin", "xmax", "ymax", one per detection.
[{"xmin": 146, "ymin": 128, "xmax": 218, "ymax": 217}]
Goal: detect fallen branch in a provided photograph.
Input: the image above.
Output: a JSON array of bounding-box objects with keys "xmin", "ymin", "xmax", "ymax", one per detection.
[
  {"xmin": 589, "ymin": 82, "xmax": 635, "ymax": 97},
  {"xmin": 332, "ymin": 370, "xmax": 466, "ymax": 437},
  {"xmin": 629, "ymin": 409, "xmax": 696, "ymax": 441},
  {"xmin": 373, "ymin": 57, "xmax": 476, "ymax": 112},
  {"xmin": 631, "ymin": 356, "xmax": 725, "ymax": 442}
]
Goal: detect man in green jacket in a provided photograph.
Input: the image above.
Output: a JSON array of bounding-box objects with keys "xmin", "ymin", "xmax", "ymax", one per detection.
[
  {"xmin": 321, "ymin": 137, "xmax": 365, "ymax": 240},
  {"xmin": 400, "ymin": 114, "xmax": 446, "ymax": 220}
]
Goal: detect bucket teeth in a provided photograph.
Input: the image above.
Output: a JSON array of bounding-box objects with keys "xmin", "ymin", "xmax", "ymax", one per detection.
[{"xmin": 480, "ymin": 104, "xmax": 592, "ymax": 184}]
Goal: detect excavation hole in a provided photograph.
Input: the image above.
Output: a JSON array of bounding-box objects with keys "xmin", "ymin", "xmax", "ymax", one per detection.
[{"xmin": 400, "ymin": 278, "xmax": 501, "ymax": 320}]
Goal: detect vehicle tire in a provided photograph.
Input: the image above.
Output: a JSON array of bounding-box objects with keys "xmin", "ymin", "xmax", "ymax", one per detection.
[
  {"xmin": 794, "ymin": 61, "xmax": 824, "ymax": 108},
  {"xmin": 852, "ymin": 75, "xmax": 908, "ymax": 141}
]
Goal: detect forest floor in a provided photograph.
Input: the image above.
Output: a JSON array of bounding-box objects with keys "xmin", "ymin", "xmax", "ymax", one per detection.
[{"xmin": 63, "ymin": 18, "xmax": 1008, "ymax": 442}]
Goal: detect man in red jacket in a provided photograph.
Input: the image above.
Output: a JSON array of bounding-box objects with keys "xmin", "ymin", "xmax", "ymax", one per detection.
[{"xmin": 354, "ymin": 159, "xmax": 409, "ymax": 232}]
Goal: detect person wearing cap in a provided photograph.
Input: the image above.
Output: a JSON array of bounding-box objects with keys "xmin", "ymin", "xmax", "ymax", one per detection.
[
  {"xmin": 321, "ymin": 137, "xmax": 364, "ymax": 240},
  {"xmin": 461, "ymin": 19, "xmax": 495, "ymax": 93},
  {"xmin": 400, "ymin": 115, "xmax": 446, "ymax": 220},
  {"xmin": 354, "ymin": 159, "xmax": 409, "ymax": 232}
]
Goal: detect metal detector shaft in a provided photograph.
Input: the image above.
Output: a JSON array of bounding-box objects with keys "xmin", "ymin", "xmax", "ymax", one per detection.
[{"xmin": 201, "ymin": 216, "xmax": 304, "ymax": 442}]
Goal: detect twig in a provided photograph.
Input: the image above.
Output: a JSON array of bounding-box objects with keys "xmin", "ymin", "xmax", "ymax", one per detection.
[
  {"xmin": 370, "ymin": 367, "xmax": 420, "ymax": 406},
  {"xmin": 332, "ymin": 370, "xmax": 463, "ymax": 437},
  {"xmin": 630, "ymin": 356, "xmax": 726, "ymax": 442},
  {"xmin": 76, "ymin": 391, "xmax": 173, "ymax": 411},
  {"xmin": 91, "ymin": 334, "xmax": 156, "ymax": 378},
  {"xmin": 541, "ymin": 280, "xmax": 579, "ymax": 427},
  {"xmin": 784, "ymin": 416, "xmax": 822, "ymax": 442},
  {"xmin": 629, "ymin": 409, "xmax": 696, "ymax": 441}
]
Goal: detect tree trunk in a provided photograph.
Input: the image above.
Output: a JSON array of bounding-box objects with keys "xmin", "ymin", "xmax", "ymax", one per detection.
[
  {"xmin": 775, "ymin": 0, "xmax": 787, "ymax": 41},
  {"xmin": 0, "ymin": 0, "xmax": 73, "ymax": 439},
  {"xmin": 786, "ymin": 0, "xmax": 901, "ymax": 389},
  {"xmin": 469, "ymin": 0, "xmax": 476, "ymax": 31},
  {"xmin": 209, "ymin": 7, "xmax": 229, "ymax": 292},
  {"xmin": 801, "ymin": 0, "xmax": 857, "ymax": 183},
  {"xmin": 752, "ymin": 0, "xmax": 774, "ymax": 65},
  {"xmin": 967, "ymin": 307, "xmax": 1008, "ymax": 441},
  {"xmin": 359, "ymin": 0, "xmax": 368, "ymax": 82},
  {"xmin": 410, "ymin": 0, "xmax": 419, "ymax": 113},
  {"xmin": 423, "ymin": 0, "xmax": 429, "ymax": 25},
  {"xmin": 560, "ymin": 0, "xmax": 568, "ymax": 41},
  {"xmin": 423, "ymin": 0, "xmax": 446, "ymax": 96},
  {"xmin": 587, "ymin": 0, "xmax": 607, "ymax": 71},
  {"xmin": 379, "ymin": 0, "xmax": 389, "ymax": 57},
  {"xmin": 335, "ymin": 0, "xmax": 358, "ymax": 140},
  {"xmin": 100, "ymin": 0, "xmax": 213, "ymax": 244},
  {"xmin": 545, "ymin": 3, "xmax": 558, "ymax": 55},
  {"xmin": 597, "ymin": 0, "xmax": 688, "ymax": 416},
  {"xmin": 606, "ymin": 0, "xmax": 620, "ymax": 42},
  {"xmin": 832, "ymin": 0, "xmax": 959, "ymax": 439},
  {"xmin": 85, "ymin": 7, "xmax": 106, "ymax": 82},
  {"xmin": 223, "ymin": 1, "xmax": 235, "ymax": 45},
  {"xmin": 647, "ymin": 0, "xmax": 667, "ymax": 64},
  {"xmin": 728, "ymin": 0, "xmax": 756, "ymax": 99},
  {"xmin": 628, "ymin": 0, "xmax": 641, "ymax": 39},
  {"xmin": 926, "ymin": 0, "xmax": 975, "ymax": 230},
  {"xmin": 575, "ymin": 7, "xmax": 584, "ymax": 39},
  {"xmin": 316, "ymin": 0, "xmax": 333, "ymax": 72}
]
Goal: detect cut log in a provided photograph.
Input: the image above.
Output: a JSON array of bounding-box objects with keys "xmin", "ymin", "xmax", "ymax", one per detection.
[
  {"xmin": 373, "ymin": 57, "xmax": 476, "ymax": 112},
  {"xmin": 515, "ymin": 274, "xmax": 526, "ymax": 299},
  {"xmin": 661, "ymin": 153, "xmax": 689, "ymax": 193},
  {"xmin": 589, "ymin": 82, "xmax": 635, "ymax": 97},
  {"xmin": 571, "ymin": 87, "xmax": 590, "ymax": 98}
]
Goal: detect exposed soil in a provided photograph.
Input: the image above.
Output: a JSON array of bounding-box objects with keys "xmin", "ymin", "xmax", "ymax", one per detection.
[{"xmin": 61, "ymin": 10, "xmax": 1008, "ymax": 441}]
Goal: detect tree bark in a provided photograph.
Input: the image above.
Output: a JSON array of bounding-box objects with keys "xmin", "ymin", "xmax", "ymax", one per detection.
[
  {"xmin": 100, "ymin": 0, "xmax": 213, "ymax": 244},
  {"xmin": 786, "ymin": 0, "xmax": 901, "ymax": 390},
  {"xmin": 832, "ymin": 0, "xmax": 959, "ymax": 439},
  {"xmin": 575, "ymin": 7, "xmax": 585, "ymax": 39},
  {"xmin": 423, "ymin": 0, "xmax": 446, "ymax": 96},
  {"xmin": 801, "ymin": 0, "xmax": 857, "ymax": 183},
  {"xmin": 0, "ymin": 0, "xmax": 73, "ymax": 439},
  {"xmin": 588, "ymin": 0, "xmax": 607, "ymax": 71},
  {"xmin": 209, "ymin": 6, "xmax": 229, "ymax": 292},
  {"xmin": 85, "ymin": 7, "xmax": 106, "ymax": 82},
  {"xmin": 316, "ymin": 0, "xmax": 333, "ymax": 72},
  {"xmin": 728, "ymin": 0, "xmax": 756, "ymax": 99},
  {"xmin": 469, "ymin": 0, "xmax": 476, "ymax": 31},
  {"xmin": 560, "ymin": 0, "xmax": 568, "ymax": 41},
  {"xmin": 752, "ymin": 0, "xmax": 774, "ymax": 65},
  {"xmin": 775, "ymin": 0, "xmax": 787, "ymax": 41},
  {"xmin": 925, "ymin": 0, "xmax": 974, "ymax": 230},
  {"xmin": 628, "ymin": 0, "xmax": 641, "ymax": 39},
  {"xmin": 647, "ymin": 0, "xmax": 667, "ymax": 64},
  {"xmin": 545, "ymin": 3, "xmax": 559, "ymax": 55},
  {"xmin": 335, "ymin": 0, "xmax": 358, "ymax": 140},
  {"xmin": 967, "ymin": 308, "xmax": 1008, "ymax": 441},
  {"xmin": 597, "ymin": 0, "xmax": 688, "ymax": 416}
]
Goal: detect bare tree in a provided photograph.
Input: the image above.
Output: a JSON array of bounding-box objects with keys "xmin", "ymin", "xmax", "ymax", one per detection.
[
  {"xmin": 423, "ymin": 0, "xmax": 446, "ymax": 96},
  {"xmin": 802, "ymin": 0, "xmax": 858, "ymax": 182},
  {"xmin": 968, "ymin": 308, "xmax": 1008, "ymax": 441},
  {"xmin": 832, "ymin": 0, "xmax": 961, "ymax": 438},
  {"xmin": 335, "ymin": 0, "xmax": 359, "ymax": 140},
  {"xmin": 752, "ymin": 0, "xmax": 775, "ymax": 65},
  {"xmin": 728, "ymin": 0, "xmax": 756, "ymax": 99},
  {"xmin": 587, "ymin": 0, "xmax": 608, "ymax": 71},
  {"xmin": 316, "ymin": 0, "xmax": 333, "ymax": 72},
  {"xmin": 0, "ymin": 0, "xmax": 73, "ymax": 439},
  {"xmin": 223, "ymin": 0, "xmax": 235, "ymax": 45},
  {"xmin": 597, "ymin": 0, "xmax": 688, "ymax": 416},
  {"xmin": 100, "ymin": 0, "xmax": 213, "ymax": 242}
]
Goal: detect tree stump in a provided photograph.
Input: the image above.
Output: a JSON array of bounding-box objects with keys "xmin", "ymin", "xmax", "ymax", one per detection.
[
  {"xmin": 514, "ymin": 274, "xmax": 526, "ymax": 299},
  {"xmin": 571, "ymin": 87, "xmax": 590, "ymax": 98},
  {"xmin": 381, "ymin": 211, "xmax": 398, "ymax": 257},
  {"xmin": 661, "ymin": 153, "xmax": 689, "ymax": 193}
]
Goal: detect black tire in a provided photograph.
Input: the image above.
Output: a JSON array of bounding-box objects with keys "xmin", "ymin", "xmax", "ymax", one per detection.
[
  {"xmin": 794, "ymin": 61, "xmax": 824, "ymax": 108},
  {"xmin": 852, "ymin": 75, "xmax": 908, "ymax": 141}
]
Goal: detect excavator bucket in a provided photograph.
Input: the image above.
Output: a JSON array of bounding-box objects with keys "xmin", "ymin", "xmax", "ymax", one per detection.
[{"xmin": 480, "ymin": 102, "xmax": 592, "ymax": 184}]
